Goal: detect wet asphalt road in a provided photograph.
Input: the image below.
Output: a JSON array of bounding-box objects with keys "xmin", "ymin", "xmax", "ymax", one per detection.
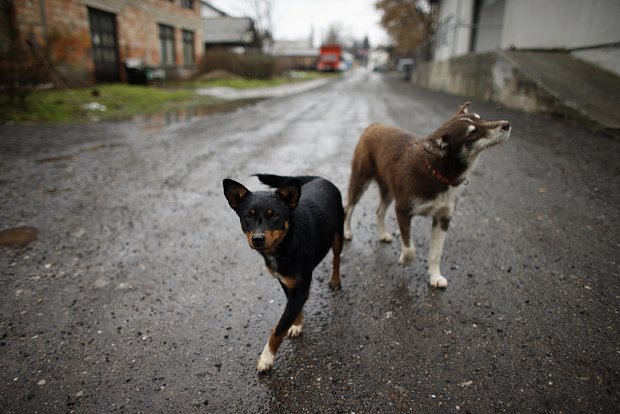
[{"xmin": 1, "ymin": 69, "xmax": 619, "ymax": 413}]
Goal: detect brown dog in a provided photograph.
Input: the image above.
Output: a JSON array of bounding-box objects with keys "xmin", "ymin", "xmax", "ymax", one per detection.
[{"xmin": 344, "ymin": 102, "xmax": 511, "ymax": 288}]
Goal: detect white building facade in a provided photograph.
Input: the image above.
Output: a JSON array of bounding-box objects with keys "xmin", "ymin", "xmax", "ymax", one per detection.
[{"xmin": 433, "ymin": 0, "xmax": 620, "ymax": 75}]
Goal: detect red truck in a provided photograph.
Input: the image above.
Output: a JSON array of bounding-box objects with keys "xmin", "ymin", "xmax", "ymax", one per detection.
[{"xmin": 316, "ymin": 44, "xmax": 344, "ymax": 72}]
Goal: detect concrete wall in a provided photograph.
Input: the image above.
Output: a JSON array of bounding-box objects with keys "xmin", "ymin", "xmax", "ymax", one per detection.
[
  {"xmin": 433, "ymin": 0, "xmax": 620, "ymax": 75},
  {"xmin": 501, "ymin": 0, "xmax": 620, "ymax": 50},
  {"xmin": 501, "ymin": 0, "xmax": 620, "ymax": 76},
  {"xmin": 572, "ymin": 46, "xmax": 620, "ymax": 76},
  {"xmin": 474, "ymin": 0, "xmax": 505, "ymax": 53},
  {"xmin": 434, "ymin": 0, "xmax": 474, "ymax": 61},
  {"xmin": 412, "ymin": 51, "xmax": 564, "ymax": 115},
  {"xmin": 412, "ymin": 49, "xmax": 620, "ymax": 131}
]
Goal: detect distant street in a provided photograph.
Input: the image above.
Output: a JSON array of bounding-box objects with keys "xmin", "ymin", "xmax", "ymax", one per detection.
[{"xmin": 1, "ymin": 69, "xmax": 618, "ymax": 413}]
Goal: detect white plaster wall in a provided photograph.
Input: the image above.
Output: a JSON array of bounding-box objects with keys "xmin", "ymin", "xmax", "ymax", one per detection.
[
  {"xmin": 474, "ymin": 0, "xmax": 505, "ymax": 53},
  {"xmin": 434, "ymin": 0, "xmax": 474, "ymax": 61},
  {"xmin": 432, "ymin": 0, "xmax": 620, "ymax": 73},
  {"xmin": 501, "ymin": 0, "xmax": 620, "ymax": 49}
]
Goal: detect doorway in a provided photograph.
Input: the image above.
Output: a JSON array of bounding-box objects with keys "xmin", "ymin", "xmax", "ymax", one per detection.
[{"xmin": 88, "ymin": 8, "xmax": 120, "ymax": 82}]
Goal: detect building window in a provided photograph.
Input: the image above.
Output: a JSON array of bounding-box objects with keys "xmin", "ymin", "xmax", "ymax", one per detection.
[
  {"xmin": 159, "ymin": 24, "xmax": 175, "ymax": 66},
  {"xmin": 182, "ymin": 30, "xmax": 195, "ymax": 66},
  {"xmin": 181, "ymin": 0, "xmax": 194, "ymax": 9}
]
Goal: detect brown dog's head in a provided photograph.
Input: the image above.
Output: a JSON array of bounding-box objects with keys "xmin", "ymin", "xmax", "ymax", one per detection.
[{"xmin": 423, "ymin": 102, "xmax": 511, "ymax": 162}]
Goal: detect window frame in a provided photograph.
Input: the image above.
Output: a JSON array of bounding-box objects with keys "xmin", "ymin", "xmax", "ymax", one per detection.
[
  {"xmin": 159, "ymin": 23, "xmax": 176, "ymax": 66},
  {"xmin": 182, "ymin": 29, "xmax": 195, "ymax": 67}
]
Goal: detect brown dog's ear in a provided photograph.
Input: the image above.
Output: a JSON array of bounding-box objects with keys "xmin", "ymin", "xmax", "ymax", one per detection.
[
  {"xmin": 454, "ymin": 101, "xmax": 471, "ymax": 115},
  {"xmin": 423, "ymin": 137, "xmax": 448, "ymax": 157},
  {"xmin": 223, "ymin": 179, "xmax": 250, "ymax": 209},
  {"xmin": 276, "ymin": 179, "xmax": 301, "ymax": 209}
]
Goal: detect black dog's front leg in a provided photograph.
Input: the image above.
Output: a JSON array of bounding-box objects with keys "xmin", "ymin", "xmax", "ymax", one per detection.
[
  {"xmin": 278, "ymin": 280, "xmax": 305, "ymax": 337},
  {"xmin": 257, "ymin": 278, "xmax": 310, "ymax": 373}
]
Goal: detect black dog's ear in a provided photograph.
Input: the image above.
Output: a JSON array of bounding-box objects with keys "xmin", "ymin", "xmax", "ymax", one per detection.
[
  {"xmin": 276, "ymin": 179, "xmax": 301, "ymax": 209},
  {"xmin": 423, "ymin": 137, "xmax": 448, "ymax": 157},
  {"xmin": 223, "ymin": 179, "xmax": 250, "ymax": 209}
]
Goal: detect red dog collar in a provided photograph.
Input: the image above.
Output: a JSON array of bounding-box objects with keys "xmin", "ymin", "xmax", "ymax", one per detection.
[{"xmin": 425, "ymin": 158, "xmax": 467, "ymax": 186}]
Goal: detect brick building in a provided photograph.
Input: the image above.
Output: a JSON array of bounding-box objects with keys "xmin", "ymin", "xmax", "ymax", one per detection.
[{"xmin": 2, "ymin": 0, "xmax": 203, "ymax": 85}]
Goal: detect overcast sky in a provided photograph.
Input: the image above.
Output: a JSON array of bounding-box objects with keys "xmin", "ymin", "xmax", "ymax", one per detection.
[{"xmin": 208, "ymin": 0, "xmax": 389, "ymax": 47}]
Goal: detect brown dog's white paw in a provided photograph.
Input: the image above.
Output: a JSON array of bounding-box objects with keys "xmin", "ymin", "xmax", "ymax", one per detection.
[
  {"xmin": 398, "ymin": 246, "xmax": 416, "ymax": 264},
  {"xmin": 429, "ymin": 274, "xmax": 448, "ymax": 288},
  {"xmin": 343, "ymin": 229, "xmax": 353, "ymax": 240},
  {"xmin": 379, "ymin": 232, "xmax": 393, "ymax": 243}
]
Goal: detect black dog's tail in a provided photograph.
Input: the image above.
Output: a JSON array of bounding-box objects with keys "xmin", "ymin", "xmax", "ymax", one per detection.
[{"xmin": 254, "ymin": 174, "xmax": 318, "ymax": 188}]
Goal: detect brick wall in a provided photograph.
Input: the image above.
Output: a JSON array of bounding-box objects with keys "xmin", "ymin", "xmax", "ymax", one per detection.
[
  {"xmin": 117, "ymin": 5, "xmax": 154, "ymax": 65},
  {"xmin": 10, "ymin": 0, "xmax": 92, "ymax": 85},
  {"xmin": 10, "ymin": 0, "xmax": 203, "ymax": 85}
]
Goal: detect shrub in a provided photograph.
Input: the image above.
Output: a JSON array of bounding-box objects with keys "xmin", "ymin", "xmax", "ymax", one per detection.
[{"xmin": 200, "ymin": 49, "xmax": 276, "ymax": 79}]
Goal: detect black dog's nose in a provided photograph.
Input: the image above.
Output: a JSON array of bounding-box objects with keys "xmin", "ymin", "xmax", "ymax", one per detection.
[
  {"xmin": 252, "ymin": 234, "xmax": 266, "ymax": 246},
  {"xmin": 501, "ymin": 122, "xmax": 511, "ymax": 131}
]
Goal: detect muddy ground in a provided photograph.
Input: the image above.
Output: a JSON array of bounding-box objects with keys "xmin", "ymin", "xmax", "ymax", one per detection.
[{"xmin": 0, "ymin": 69, "xmax": 618, "ymax": 413}]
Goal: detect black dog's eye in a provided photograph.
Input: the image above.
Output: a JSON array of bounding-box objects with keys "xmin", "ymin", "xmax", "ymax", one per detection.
[
  {"xmin": 266, "ymin": 209, "xmax": 279, "ymax": 220},
  {"xmin": 245, "ymin": 209, "xmax": 257, "ymax": 219}
]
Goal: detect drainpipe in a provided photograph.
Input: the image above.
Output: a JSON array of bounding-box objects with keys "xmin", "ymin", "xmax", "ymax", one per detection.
[
  {"xmin": 36, "ymin": 0, "xmax": 49, "ymax": 59},
  {"xmin": 452, "ymin": 0, "xmax": 462, "ymax": 58},
  {"xmin": 37, "ymin": 0, "xmax": 47, "ymax": 35}
]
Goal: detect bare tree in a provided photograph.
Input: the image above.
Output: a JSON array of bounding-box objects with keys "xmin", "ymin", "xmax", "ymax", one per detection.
[
  {"xmin": 324, "ymin": 22, "xmax": 344, "ymax": 45},
  {"xmin": 247, "ymin": 0, "xmax": 274, "ymax": 41}
]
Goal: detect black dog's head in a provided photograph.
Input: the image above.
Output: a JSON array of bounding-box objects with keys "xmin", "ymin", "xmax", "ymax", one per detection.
[
  {"xmin": 424, "ymin": 102, "xmax": 511, "ymax": 163},
  {"xmin": 223, "ymin": 178, "xmax": 300, "ymax": 254}
]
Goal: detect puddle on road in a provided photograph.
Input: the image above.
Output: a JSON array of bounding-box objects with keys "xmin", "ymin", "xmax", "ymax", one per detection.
[
  {"xmin": 30, "ymin": 100, "xmax": 261, "ymax": 163},
  {"xmin": 135, "ymin": 99, "xmax": 261, "ymax": 132},
  {"xmin": 0, "ymin": 227, "xmax": 39, "ymax": 247}
]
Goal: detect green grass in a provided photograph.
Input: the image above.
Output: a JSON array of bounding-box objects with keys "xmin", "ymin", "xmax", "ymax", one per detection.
[
  {"xmin": 1, "ymin": 84, "xmax": 222, "ymax": 123},
  {"xmin": 0, "ymin": 71, "xmax": 337, "ymax": 124}
]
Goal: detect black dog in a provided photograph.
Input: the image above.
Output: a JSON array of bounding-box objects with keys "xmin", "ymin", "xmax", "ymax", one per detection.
[{"xmin": 223, "ymin": 174, "xmax": 344, "ymax": 372}]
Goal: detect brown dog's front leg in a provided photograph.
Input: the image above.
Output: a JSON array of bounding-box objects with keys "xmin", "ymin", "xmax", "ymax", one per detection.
[
  {"xmin": 428, "ymin": 215, "xmax": 451, "ymax": 288},
  {"xmin": 395, "ymin": 207, "xmax": 415, "ymax": 264}
]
